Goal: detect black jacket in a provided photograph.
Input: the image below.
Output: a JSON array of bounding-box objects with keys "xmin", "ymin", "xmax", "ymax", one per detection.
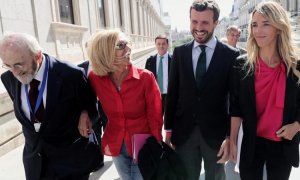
[
  {"xmin": 138, "ymin": 136, "xmax": 187, "ymax": 180},
  {"xmin": 230, "ymin": 56, "xmax": 300, "ymax": 167},
  {"xmin": 1, "ymin": 54, "xmax": 99, "ymax": 179},
  {"xmin": 165, "ymin": 40, "xmax": 239, "ymax": 148}
]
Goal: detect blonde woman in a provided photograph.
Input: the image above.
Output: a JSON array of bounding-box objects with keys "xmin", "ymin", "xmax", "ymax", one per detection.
[
  {"xmin": 87, "ymin": 29, "xmax": 163, "ymax": 180},
  {"xmin": 229, "ymin": 1, "xmax": 300, "ymax": 180}
]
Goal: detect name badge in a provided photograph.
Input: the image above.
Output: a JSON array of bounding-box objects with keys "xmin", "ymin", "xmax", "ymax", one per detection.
[{"xmin": 34, "ymin": 122, "xmax": 41, "ymax": 132}]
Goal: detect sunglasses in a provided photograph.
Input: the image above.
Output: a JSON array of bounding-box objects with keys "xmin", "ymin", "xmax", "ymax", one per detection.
[{"xmin": 115, "ymin": 41, "xmax": 130, "ymax": 50}]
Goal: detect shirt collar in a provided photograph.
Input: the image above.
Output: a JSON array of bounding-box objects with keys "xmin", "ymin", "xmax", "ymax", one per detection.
[
  {"xmin": 126, "ymin": 64, "xmax": 140, "ymax": 80},
  {"xmin": 193, "ymin": 36, "xmax": 217, "ymax": 51},
  {"xmin": 157, "ymin": 52, "xmax": 168, "ymax": 59},
  {"xmin": 34, "ymin": 54, "xmax": 46, "ymax": 82}
]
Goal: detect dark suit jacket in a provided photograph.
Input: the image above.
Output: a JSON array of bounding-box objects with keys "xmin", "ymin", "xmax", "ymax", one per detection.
[
  {"xmin": 1, "ymin": 54, "xmax": 98, "ymax": 180},
  {"xmin": 230, "ymin": 56, "xmax": 300, "ymax": 167},
  {"xmin": 78, "ymin": 61, "xmax": 108, "ymax": 130},
  {"xmin": 145, "ymin": 54, "xmax": 172, "ymax": 85},
  {"xmin": 164, "ymin": 40, "xmax": 239, "ymax": 149}
]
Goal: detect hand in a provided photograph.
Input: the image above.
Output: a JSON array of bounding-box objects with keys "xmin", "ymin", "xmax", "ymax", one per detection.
[
  {"xmin": 78, "ymin": 110, "xmax": 92, "ymax": 138},
  {"xmin": 229, "ymin": 140, "xmax": 238, "ymax": 163},
  {"xmin": 217, "ymin": 138, "xmax": 230, "ymax": 164},
  {"xmin": 276, "ymin": 121, "xmax": 300, "ymax": 140},
  {"xmin": 164, "ymin": 132, "xmax": 175, "ymax": 150}
]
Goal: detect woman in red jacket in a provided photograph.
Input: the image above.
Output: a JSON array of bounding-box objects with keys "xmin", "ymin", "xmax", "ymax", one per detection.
[{"xmin": 87, "ymin": 29, "xmax": 163, "ymax": 180}]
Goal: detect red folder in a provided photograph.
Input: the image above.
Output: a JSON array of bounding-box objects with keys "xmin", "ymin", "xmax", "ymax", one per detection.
[{"xmin": 132, "ymin": 134, "xmax": 151, "ymax": 163}]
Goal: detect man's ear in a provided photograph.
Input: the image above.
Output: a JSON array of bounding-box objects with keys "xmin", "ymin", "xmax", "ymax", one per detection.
[{"xmin": 36, "ymin": 51, "xmax": 43, "ymax": 64}]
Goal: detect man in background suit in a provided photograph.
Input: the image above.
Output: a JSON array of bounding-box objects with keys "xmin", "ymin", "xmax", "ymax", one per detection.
[
  {"xmin": 0, "ymin": 32, "xmax": 99, "ymax": 180},
  {"xmin": 226, "ymin": 25, "xmax": 247, "ymax": 55},
  {"xmin": 78, "ymin": 60, "xmax": 108, "ymax": 170},
  {"xmin": 145, "ymin": 35, "xmax": 171, "ymax": 113},
  {"xmin": 164, "ymin": 1, "xmax": 239, "ymax": 180}
]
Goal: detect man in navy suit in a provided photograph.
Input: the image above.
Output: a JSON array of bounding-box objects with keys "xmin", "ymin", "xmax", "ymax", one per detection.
[
  {"xmin": 145, "ymin": 35, "xmax": 171, "ymax": 113},
  {"xmin": 0, "ymin": 32, "xmax": 99, "ymax": 180},
  {"xmin": 164, "ymin": 1, "xmax": 239, "ymax": 180}
]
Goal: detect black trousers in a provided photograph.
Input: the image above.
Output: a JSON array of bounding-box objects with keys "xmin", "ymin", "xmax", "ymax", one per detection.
[
  {"xmin": 175, "ymin": 126, "xmax": 225, "ymax": 180},
  {"xmin": 240, "ymin": 136, "xmax": 292, "ymax": 180}
]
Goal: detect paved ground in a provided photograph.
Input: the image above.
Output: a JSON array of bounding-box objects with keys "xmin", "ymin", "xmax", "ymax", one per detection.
[{"xmin": 0, "ymin": 144, "xmax": 300, "ymax": 180}]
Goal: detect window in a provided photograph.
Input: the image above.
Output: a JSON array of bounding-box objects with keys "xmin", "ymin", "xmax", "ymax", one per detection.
[
  {"xmin": 59, "ymin": 0, "xmax": 74, "ymax": 24},
  {"xmin": 98, "ymin": 0, "xmax": 106, "ymax": 27}
]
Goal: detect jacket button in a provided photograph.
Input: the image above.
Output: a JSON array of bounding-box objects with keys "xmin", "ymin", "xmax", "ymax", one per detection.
[
  {"xmin": 37, "ymin": 153, "xmax": 41, "ymax": 157},
  {"xmin": 197, "ymin": 97, "xmax": 201, "ymax": 101}
]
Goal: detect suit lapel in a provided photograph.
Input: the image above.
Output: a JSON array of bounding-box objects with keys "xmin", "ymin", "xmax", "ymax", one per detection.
[
  {"xmin": 44, "ymin": 55, "xmax": 63, "ymax": 118},
  {"xmin": 184, "ymin": 42, "xmax": 196, "ymax": 85},
  {"xmin": 283, "ymin": 70, "xmax": 294, "ymax": 124},
  {"xmin": 247, "ymin": 72, "xmax": 256, "ymax": 110},
  {"xmin": 167, "ymin": 55, "xmax": 171, "ymax": 75},
  {"xmin": 152, "ymin": 55, "xmax": 157, "ymax": 78}
]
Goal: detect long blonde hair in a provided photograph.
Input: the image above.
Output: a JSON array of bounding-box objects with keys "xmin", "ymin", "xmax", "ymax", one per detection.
[
  {"xmin": 246, "ymin": 1, "xmax": 300, "ymax": 82},
  {"xmin": 87, "ymin": 29, "xmax": 127, "ymax": 76}
]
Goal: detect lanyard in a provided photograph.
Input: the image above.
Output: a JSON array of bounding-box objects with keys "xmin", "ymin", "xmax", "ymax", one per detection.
[{"xmin": 25, "ymin": 58, "xmax": 49, "ymax": 118}]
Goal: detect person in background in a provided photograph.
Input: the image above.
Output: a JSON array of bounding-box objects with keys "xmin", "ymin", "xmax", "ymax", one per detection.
[
  {"xmin": 164, "ymin": 0, "xmax": 239, "ymax": 180},
  {"xmin": 226, "ymin": 25, "xmax": 247, "ymax": 55},
  {"xmin": 87, "ymin": 29, "xmax": 163, "ymax": 180},
  {"xmin": 220, "ymin": 37, "xmax": 228, "ymax": 44},
  {"xmin": 223, "ymin": 25, "xmax": 248, "ymax": 180},
  {"xmin": 229, "ymin": 1, "xmax": 300, "ymax": 180},
  {"xmin": 145, "ymin": 34, "xmax": 171, "ymax": 113},
  {"xmin": 0, "ymin": 32, "xmax": 98, "ymax": 180}
]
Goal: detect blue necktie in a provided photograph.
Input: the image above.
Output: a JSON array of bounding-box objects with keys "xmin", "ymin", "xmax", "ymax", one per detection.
[
  {"xmin": 157, "ymin": 56, "xmax": 164, "ymax": 92},
  {"xmin": 195, "ymin": 45, "xmax": 206, "ymax": 88}
]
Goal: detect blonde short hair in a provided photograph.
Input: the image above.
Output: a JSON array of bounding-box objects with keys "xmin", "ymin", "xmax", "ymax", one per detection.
[{"xmin": 87, "ymin": 29, "xmax": 129, "ymax": 76}]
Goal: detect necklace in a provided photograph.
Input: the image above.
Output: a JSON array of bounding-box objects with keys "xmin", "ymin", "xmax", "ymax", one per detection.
[{"xmin": 110, "ymin": 69, "xmax": 129, "ymax": 91}]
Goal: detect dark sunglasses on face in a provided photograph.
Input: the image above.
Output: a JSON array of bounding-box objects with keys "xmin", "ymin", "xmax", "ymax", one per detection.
[{"xmin": 115, "ymin": 41, "xmax": 128, "ymax": 50}]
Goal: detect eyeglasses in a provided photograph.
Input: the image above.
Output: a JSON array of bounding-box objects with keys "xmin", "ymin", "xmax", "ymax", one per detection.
[
  {"xmin": 230, "ymin": 34, "xmax": 240, "ymax": 38},
  {"xmin": 115, "ymin": 41, "xmax": 129, "ymax": 50},
  {"xmin": 2, "ymin": 63, "xmax": 24, "ymax": 71}
]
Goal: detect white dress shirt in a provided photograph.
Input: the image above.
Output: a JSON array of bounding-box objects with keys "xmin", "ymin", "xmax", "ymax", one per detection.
[
  {"xmin": 192, "ymin": 37, "xmax": 217, "ymax": 77},
  {"xmin": 21, "ymin": 55, "xmax": 48, "ymax": 120}
]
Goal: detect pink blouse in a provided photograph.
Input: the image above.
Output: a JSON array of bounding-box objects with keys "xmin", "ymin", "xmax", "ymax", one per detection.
[{"xmin": 255, "ymin": 57, "xmax": 286, "ymax": 141}]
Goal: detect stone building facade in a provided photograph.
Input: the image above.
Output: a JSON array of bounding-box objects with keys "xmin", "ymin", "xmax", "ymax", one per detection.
[
  {"xmin": 229, "ymin": 0, "xmax": 299, "ymax": 44},
  {"xmin": 0, "ymin": 0, "xmax": 170, "ymax": 92},
  {"xmin": 0, "ymin": 0, "xmax": 170, "ymax": 63},
  {"xmin": 0, "ymin": 0, "xmax": 171, "ymax": 156}
]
